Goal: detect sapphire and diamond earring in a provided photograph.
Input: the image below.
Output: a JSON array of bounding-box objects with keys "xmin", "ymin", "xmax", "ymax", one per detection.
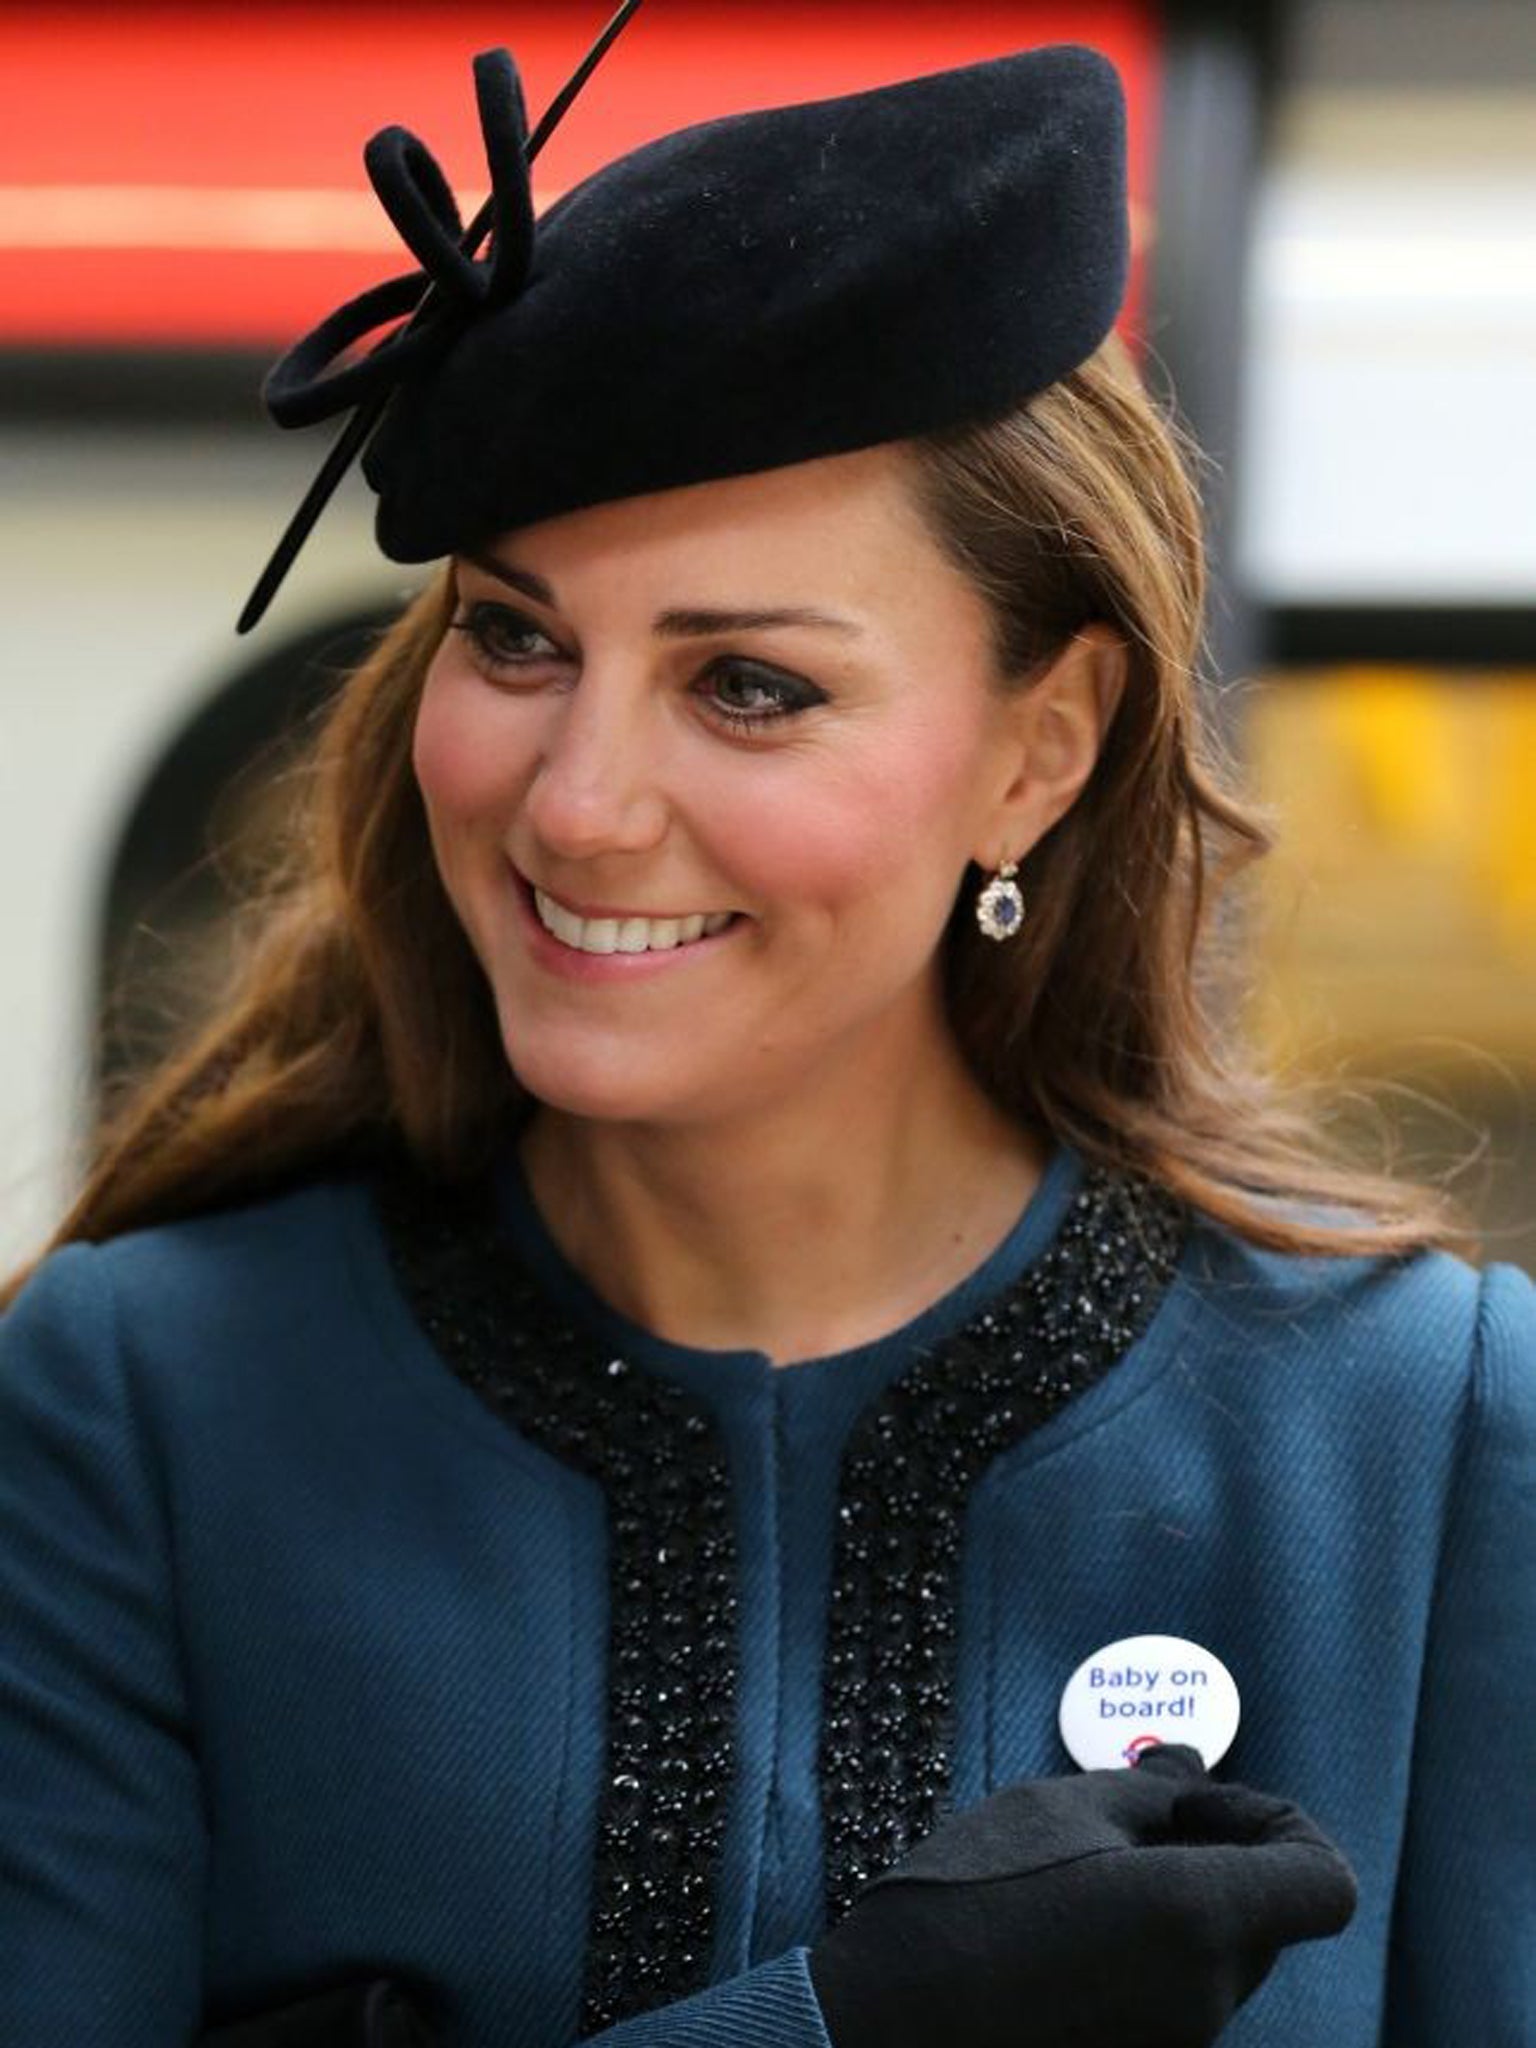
[{"xmin": 976, "ymin": 859, "xmax": 1025, "ymax": 942}]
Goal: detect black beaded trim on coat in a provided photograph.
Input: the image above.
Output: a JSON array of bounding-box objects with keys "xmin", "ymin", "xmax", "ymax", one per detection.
[
  {"xmin": 373, "ymin": 1166, "xmax": 738, "ymax": 2034},
  {"xmin": 820, "ymin": 1165, "xmax": 1188, "ymax": 1922}
]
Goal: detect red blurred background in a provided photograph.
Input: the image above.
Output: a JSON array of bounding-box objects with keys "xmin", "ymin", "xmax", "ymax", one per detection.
[{"xmin": 1, "ymin": 1, "xmax": 1157, "ymax": 346}]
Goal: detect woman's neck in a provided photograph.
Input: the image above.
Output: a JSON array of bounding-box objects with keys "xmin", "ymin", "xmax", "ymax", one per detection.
[{"xmin": 518, "ymin": 1037, "xmax": 1047, "ymax": 1367}]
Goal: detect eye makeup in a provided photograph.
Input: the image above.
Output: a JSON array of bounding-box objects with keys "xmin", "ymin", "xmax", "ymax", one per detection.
[{"xmin": 450, "ymin": 596, "xmax": 829, "ymax": 736}]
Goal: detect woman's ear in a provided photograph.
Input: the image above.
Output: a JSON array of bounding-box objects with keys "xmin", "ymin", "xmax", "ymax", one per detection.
[{"xmin": 976, "ymin": 625, "xmax": 1128, "ymax": 866}]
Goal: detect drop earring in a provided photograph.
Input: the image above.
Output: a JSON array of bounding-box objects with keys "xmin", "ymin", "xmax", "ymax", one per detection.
[{"xmin": 975, "ymin": 858, "xmax": 1025, "ymax": 942}]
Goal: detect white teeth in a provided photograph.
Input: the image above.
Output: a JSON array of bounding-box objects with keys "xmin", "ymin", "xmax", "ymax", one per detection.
[
  {"xmin": 537, "ymin": 893, "xmax": 585, "ymax": 950},
  {"xmin": 533, "ymin": 889, "xmax": 734, "ymax": 956}
]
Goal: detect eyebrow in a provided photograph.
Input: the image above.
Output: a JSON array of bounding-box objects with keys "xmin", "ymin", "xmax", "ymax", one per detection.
[{"xmin": 463, "ymin": 550, "xmax": 863, "ymax": 639}]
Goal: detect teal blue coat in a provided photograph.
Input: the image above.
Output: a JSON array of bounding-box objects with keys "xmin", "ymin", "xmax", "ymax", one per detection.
[{"xmin": 2, "ymin": 1142, "xmax": 1533, "ymax": 2045}]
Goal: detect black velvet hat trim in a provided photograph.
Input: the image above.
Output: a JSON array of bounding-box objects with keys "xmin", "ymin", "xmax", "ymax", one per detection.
[{"xmin": 264, "ymin": 42, "xmax": 1128, "ymax": 561}]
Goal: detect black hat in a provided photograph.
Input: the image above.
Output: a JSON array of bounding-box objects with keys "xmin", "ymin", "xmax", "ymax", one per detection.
[{"xmin": 259, "ymin": 37, "xmax": 1127, "ymax": 585}]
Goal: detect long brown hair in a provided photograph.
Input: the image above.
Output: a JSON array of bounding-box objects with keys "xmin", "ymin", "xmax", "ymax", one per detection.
[{"xmin": 3, "ymin": 339, "xmax": 1470, "ymax": 1306}]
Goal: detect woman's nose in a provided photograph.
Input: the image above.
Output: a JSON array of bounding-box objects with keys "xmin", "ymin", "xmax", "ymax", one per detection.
[{"xmin": 522, "ymin": 676, "xmax": 670, "ymax": 858}]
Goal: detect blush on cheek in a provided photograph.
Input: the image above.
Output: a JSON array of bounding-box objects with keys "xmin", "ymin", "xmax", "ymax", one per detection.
[
  {"xmin": 741, "ymin": 804, "xmax": 886, "ymax": 905},
  {"xmin": 411, "ymin": 665, "xmax": 504, "ymax": 819},
  {"xmin": 737, "ymin": 736, "xmax": 961, "ymax": 911}
]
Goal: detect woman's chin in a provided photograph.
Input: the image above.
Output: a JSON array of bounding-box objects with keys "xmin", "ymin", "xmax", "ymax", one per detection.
[{"xmin": 501, "ymin": 1036, "xmax": 696, "ymax": 1127}]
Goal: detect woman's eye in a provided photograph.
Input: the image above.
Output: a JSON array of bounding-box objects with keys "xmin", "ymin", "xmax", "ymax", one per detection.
[
  {"xmin": 451, "ymin": 600, "xmax": 563, "ymax": 673},
  {"xmin": 703, "ymin": 659, "xmax": 826, "ymax": 732}
]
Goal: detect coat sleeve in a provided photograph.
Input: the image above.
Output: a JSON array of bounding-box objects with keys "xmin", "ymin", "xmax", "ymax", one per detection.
[
  {"xmin": 1383, "ymin": 1259, "xmax": 1536, "ymax": 2041},
  {"xmin": 0, "ymin": 1244, "xmax": 207, "ymax": 2045},
  {"xmin": 579, "ymin": 1951, "xmax": 833, "ymax": 2048},
  {"xmin": 0, "ymin": 1242, "xmax": 838, "ymax": 2048}
]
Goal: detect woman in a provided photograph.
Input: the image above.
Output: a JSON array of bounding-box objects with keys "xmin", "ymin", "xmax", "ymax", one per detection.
[{"xmin": 2, "ymin": 36, "xmax": 1530, "ymax": 2048}]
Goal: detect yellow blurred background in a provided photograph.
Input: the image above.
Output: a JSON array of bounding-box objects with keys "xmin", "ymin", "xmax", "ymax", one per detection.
[{"xmin": 1251, "ymin": 671, "xmax": 1536, "ymax": 1065}]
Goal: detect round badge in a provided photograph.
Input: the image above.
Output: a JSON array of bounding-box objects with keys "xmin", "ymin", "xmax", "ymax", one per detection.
[{"xmin": 1058, "ymin": 1633, "xmax": 1241, "ymax": 1771}]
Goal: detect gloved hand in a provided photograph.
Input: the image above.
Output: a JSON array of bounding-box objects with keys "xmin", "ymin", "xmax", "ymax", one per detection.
[
  {"xmin": 809, "ymin": 1745, "xmax": 1357, "ymax": 2048},
  {"xmin": 198, "ymin": 1977, "xmax": 442, "ymax": 2046}
]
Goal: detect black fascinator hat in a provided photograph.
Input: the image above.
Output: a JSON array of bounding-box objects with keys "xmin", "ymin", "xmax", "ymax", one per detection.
[{"xmin": 249, "ymin": 26, "xmax": 1128, "ymax": 622}]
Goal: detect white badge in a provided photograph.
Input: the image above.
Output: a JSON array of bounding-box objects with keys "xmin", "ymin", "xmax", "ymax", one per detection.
[{"xmin": 1058, "ymin": 1633, "xmax": 1241, "ymax": 1771}]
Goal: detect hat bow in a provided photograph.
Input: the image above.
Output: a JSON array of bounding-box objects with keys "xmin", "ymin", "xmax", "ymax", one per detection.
[{"xmin": 263, "ymin": 48, "xmax": 534, "ymax": 430}]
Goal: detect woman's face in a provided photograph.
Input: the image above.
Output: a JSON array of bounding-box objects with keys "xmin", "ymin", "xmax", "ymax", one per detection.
[{"xmin": 413, "ymin": 444, "xmax": 1039, "ymax": 1129}]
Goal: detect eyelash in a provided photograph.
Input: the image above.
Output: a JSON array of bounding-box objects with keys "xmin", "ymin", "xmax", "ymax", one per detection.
[{"xmin": 449, "ymin": 600, "xmax": 827, "ymax": 734}]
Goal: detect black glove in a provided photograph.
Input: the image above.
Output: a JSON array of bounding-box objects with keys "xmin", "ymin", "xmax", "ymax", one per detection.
[
  {"xmin": 198, "ymin": 1978, "xmax": 443, "ymax": 2047},
  {"xmin": 809, "ymin": 1745, "xmax": 1357, "ymax": 2048}
]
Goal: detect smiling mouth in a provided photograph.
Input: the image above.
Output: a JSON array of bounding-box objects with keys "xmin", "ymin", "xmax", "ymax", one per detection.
[{"xmin": 532, "ymin": 886, "xmax": 738, "ymax": 957}]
